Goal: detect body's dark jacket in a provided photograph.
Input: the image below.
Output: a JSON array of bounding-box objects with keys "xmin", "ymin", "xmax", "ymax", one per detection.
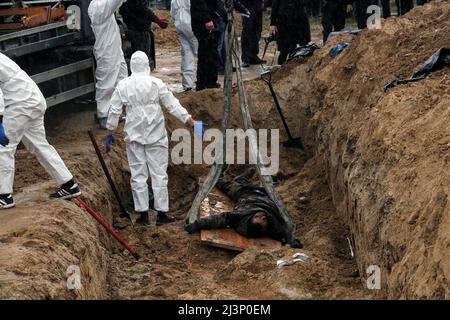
[
  {"xmin": 197, "ymin": 177, "xmax": 294, "ymax": 245},
  {"xmin": 119, "ymin": 0, "xmax": 157, "ymax": 31}
]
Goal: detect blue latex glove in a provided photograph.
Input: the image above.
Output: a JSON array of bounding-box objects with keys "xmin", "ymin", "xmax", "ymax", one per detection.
[
  {"xmin": 193, "ymin": 121, "xmax": 207, "ymax": 140},
  {"xmin": 105, "ymin": 134, "xmax": 115, "ymax": 153},
  {"xmin": 0, "ymin": 123, "xmax": 9, "ymax": 147}
]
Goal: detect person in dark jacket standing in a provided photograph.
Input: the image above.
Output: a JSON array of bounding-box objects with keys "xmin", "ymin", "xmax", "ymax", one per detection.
[
  {"xmin": 240, "ymin": 0, "xmax": 265, "ymax": 67},
  {"xmin": 321, "ymin": 0, "xmax": 347, "ymax": 43},
  {"xmin": 184, "ymin": 168, "xmax": 302, "ymax": 248},
  {"xmin": 191, "ymin": 0, "xmax": 221, "ymax": 91},
  {"xmin": 120, "ymin": 0, "xmax": 168, "ymax": 70},
  {"xmin": 269, "ymin": 0, "xmax": 311, "ymax": 65},
  {"xmin": 353, "ymin": 0, "xmax": 372, "ymax": 30},
  {"xmin": 396, "ymin": 0, "xmax": 414, "ymax": 16}
]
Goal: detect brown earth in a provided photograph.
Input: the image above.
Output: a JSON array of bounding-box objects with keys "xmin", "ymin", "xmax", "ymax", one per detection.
[{"xmin": 0, "ymin": 1, "xmax": 448, "ymax": 299}]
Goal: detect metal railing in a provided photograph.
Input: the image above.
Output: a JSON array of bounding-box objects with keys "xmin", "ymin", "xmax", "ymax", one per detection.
[{"xmin": 30, "ymin": 58, "xmax": 95, "ymax": 108}]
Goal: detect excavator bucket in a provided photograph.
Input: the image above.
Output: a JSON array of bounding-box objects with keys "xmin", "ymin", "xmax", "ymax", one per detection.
[{"xmin": 199, "ymin": 184, "xmax": 282, "ymax": 252}]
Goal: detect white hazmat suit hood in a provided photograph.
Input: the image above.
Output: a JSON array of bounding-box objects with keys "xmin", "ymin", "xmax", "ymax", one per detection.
[
  {"xmin": 130, "ymin": 50, "xmax": 151, "ymax": 75},
  {"xmin": 106, "ymin": 51, "xmax": 192, "ymax": 213}
]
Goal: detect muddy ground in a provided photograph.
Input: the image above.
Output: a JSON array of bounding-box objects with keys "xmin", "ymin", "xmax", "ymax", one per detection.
[{"xmin": 0, "ymin": 3, "xmax": 448, "ymax": 299}]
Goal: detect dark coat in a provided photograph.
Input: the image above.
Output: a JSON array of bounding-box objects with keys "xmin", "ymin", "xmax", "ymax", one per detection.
[
  {"xmin": 190, "ymin": 0, "xmax": 221, "ymax": 36},
  {"xmin": 270, "ymin": 0, "xmax": 311, "ymax": 49},
  {"xmin": 119, "ymin": 0, "xmax": 157, "ymax": 32},
  {"xmin": 240, "ymin": 0, "xmax": 264, "ymax": 11}
]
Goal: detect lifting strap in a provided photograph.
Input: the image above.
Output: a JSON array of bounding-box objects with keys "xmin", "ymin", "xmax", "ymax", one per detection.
[{"xmin": 185, "ymin": 1, "xmax": 296, "ymax": 243}]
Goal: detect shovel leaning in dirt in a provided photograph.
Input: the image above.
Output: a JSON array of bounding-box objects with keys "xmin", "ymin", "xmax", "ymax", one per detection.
[
  {"xmin": 261, "ymin": 70, "xmax": 305, "ymax": 150},
  {"xmin": 88, "ymin": 130, "xmax": 134, "ymax": 225}
]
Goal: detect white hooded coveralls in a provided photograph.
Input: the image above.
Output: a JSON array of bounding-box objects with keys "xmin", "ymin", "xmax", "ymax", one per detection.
[
  {"xmin": 106, "ymin": 51, "xmax": 192, "ymax": 213},
  {"xmin": 171, "ymin": 0, "xmax": 198, "ymax": 90},
  {"xmin": 0, "ymin": 53, "xmax": 73, "ymax": 194},
  {"xmin": 88, "ymin": 0, "xmax": 129, "ymax": 118}
]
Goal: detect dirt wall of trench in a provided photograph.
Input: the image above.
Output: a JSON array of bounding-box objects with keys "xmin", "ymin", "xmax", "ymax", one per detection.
[{"xmin": 227, "ymin": 1, "xmax": 449, "ymax": 298}]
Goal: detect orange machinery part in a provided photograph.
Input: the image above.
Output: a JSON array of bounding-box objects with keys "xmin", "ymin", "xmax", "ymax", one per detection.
[{"xmin": 0, "ymin": 5, "xmax": 65, "ymax": 30}]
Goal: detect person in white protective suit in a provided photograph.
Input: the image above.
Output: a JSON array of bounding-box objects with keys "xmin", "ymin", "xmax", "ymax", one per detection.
[
  {"xmin": 105, "ymin": 51, "xmax": 200, "ymax": 226},
  {"xmin": 88, "ymin": 0, "xmax": 129, "ymax": 129},
  {"xmin": 170, "ymin": 0, "xmax": 198, "ymax": 91},
  {"xmin": 0, "ymin": 53, "xmax": 81, "ymax": 209}
]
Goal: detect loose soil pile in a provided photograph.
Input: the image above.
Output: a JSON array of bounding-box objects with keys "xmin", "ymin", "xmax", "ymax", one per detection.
[{"xmin": 0, "ymin": 1, "xmax": 448, "ymax": 299}]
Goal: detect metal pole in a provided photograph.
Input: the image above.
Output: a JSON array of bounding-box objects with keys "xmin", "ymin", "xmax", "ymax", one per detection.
[
  {"xmin": 88, "ymin": 130, "xmax": 132, "ymax": 223},
  {"xmin": 75, "ymin": 197, "xmax": 140, "ymax": 260}
]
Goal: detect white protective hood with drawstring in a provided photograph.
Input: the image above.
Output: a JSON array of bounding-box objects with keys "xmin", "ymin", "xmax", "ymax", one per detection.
[
  {"xmin": 88, "ymin": 0, "xmax": 128, "ymax": 119},
  {"xmin": 106, "ymin": 51, "xmax": 192, "ymax": 213},
  {"xmin": 0, "ymin": 53, "xmax": 73, "ymax": 195},
  {"xmin": 171, "ymin": 0, "xmax": 198, "ymax": 90}
]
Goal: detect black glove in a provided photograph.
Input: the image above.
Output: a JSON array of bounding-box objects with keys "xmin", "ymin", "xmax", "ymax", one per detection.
[
  {"xmin": 184, "ymin": 220, "xmax": 201, "ymax": 234},
  {"xmin": 290, "ymin": 237, "xmax": 303, "ymax": 249}
]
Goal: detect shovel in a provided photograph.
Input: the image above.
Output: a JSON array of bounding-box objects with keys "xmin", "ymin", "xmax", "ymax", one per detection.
[{"xmin": 261, "ymin": 71, "xmax": 304, "ymax": 150}]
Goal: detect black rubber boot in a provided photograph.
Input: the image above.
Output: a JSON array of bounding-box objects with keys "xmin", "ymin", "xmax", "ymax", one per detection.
[
  {"xmin": 136, "ymin": 211, "xmax": 150, "ymax": 226},
  {"xmin": 156, "ymin": 211, "xmax": 175, "ymax": 226}
]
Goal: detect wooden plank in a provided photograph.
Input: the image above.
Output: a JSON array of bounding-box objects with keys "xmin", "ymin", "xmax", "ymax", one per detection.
[{"xmin": 199, "ymin": 184, "xmax": 282, "ymax": 252}]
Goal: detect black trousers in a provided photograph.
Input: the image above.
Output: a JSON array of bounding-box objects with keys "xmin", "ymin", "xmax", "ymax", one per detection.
[
  {"xmin": 277, "ymin": 9, "xmax": 311, "ymax": 65},
  {"xmin": 241, "ymin": 4, "xmax": 263, "ymax": 63},
  {"xmin": 354, "ymin": 0, "xmax": 372, "ymax": 29},
  {"xmin": 194, "ymin": 31, "xmax": 219, "ymax": 89},
  {"xmin": 396, "ymin": 0, "xmax": 414, "ymax": 15},
  {"xmin": 127, "ymin": 28, "xmax": 155, "ymax": 70},
  {"xmin": 307, "ymin": 0, "xmax": 321, "ymax": 16},
  {"xmin": 380, "ymin": 0, "xmax": 391, "ymax": 18},
  {"xmin": 321, "ymin": 2, "xmax": 346, "ymax": 43}
]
